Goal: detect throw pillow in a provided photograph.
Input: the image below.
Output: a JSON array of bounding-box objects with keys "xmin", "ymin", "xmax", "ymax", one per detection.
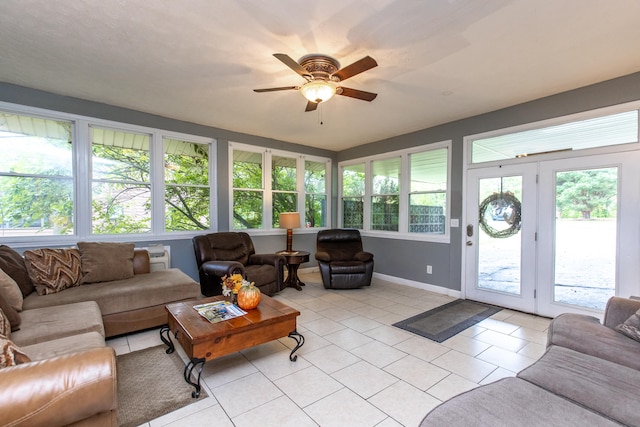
[
  {"xmin": 77, "ymin": 242, "xmax": 135, "ymax": 284},
  {"xmin": 0, "ymin": 268, "xmax": 23, "ymax": 311},
  {"xmin": 0, "ymin": 308, "xmax": 10, "ymax": 338},
  {"xmin": 616, "ymin": 308, "xmax": 640, "ymax": 342},
  {"xmin": 0, "ymin": 245, "xmax": 34, "ymax": 297},
  {"xmin": 23, "ymin": 248, "xmax": 83, "ymax": 296},
  {"xmin": 0, "ymin": 293, "xmax": 21, "ymax": 332},
  {"xmin": 0, "ymin": 336, "xmax": 31, "ymax": 368}
]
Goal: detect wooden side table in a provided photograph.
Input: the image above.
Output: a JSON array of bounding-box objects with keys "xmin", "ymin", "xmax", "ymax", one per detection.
[{"xmin": 277, "ymin": 250, "xmax": 310, "ymax": 291}]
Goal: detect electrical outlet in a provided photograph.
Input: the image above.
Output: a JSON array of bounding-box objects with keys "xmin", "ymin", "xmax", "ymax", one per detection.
[{"xmin": 427, "ymin": 265, "xmax": 432, "ymax": 274}]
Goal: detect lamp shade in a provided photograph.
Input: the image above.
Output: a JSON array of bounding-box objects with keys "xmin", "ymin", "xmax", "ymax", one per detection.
[
  {"xmin": 299, "ymin": 80, "xmax": 336, "ymax": 103},
  {"xmin": 279, "ymin": 212, "xmax": 301, "ymax": 229}
]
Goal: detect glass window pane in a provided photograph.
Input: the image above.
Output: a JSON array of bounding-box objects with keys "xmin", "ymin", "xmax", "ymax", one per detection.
[
  {"xmin": 371, "ymin": 195, "xmax": 399, "ymax": 231},
  {"xmin": 91, "ymin": 127, "xmax": 151, "ymax": 234},
  {"xmin": 166, "ymin": 186, "xmax": 210, "ymax": 231},
  {"xmin": 164, "ymin": 138, "xmax": 210, "ymax": 231},
  {"xmin": 305, "ymin": 194, "xmax": 326, "ymax": 228},
  {"xmin": 91, "ymin": 182, "xmax": 151, "ymax": 234},
  {"xmin": 342, "ymin": 164, "xmax": 365, "ymax": 197},
  {"xmin": 305, "ymin": 160, "xmax": 326, "ymax": 193},
  {"xmin": 409, "ymin": 194, "xmax": 446, "ymax": 234},
  {"xmin": 233, "ymin": 150, "xmax": 262, "ymax": 189},
  {"xmin": 272, "ymin": 155, "xmax": 296, "ymax": 191},
  {"xmin": 410, "ymin": 149, "xmax": 447, "ymax": 192},
  {"xmin": 554, "ymin": 168, "xmax": 617, "ymax": 310},
  {"xmin": 0, "ymin": 113, "xmax": 74, "ymax": 236},
  {"xmin": 233, "ymin": 190, "xmax": 262, "ymax": 229},
  {"xmin": 0, "ymin": 176, "xmax": 74, "ymax": 236},
  {"xmin": 273, "ymin": 193, "xmax": 298, "ymax": 228},
  {"xmin": 372, "ymin": 157, "xmax": 400, "ymax": 195},
  {"xmin": 342, "ymin": 197, "xmax": 363, "ymax": 229},
  {"xmin": 472, "ymin": 110, "xmax": 639, "ymax": 163},
  {"xmin": 91, "ymin": 128, "xmax": 150, "ymax": 181}
]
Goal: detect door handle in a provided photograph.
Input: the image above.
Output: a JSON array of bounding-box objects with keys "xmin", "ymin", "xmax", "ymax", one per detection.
[{"xmin": 466, "ymin": 240, "xmax": 473, "ymax": 246}]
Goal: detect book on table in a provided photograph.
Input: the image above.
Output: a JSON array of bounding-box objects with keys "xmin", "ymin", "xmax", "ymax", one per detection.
[{"xmin": 193, "ymin": 300, "xmax": 247, "ymax": 323}]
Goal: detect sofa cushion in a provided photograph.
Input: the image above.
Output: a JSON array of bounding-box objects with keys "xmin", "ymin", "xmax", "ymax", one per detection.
[
  {"xmin": 0, "ymin": 336, "xmax": 31, "ymax": 368},
  {"xmin": 78, "ymin": 241, "xmax": 135, "ymax": 284},
  {"xmin": 0, "ymin": 293, "xmax": 20, "ymax": 332},
  {"xmin": 0, "ymin": 268, "xmax": 23, "ymax": 311},
  {"xmin": 518, "ymin": 345, "xmax": 640, "ymax": 427},
  {"xmin": 23, "ymin": 248, "xmax": 83, "ymax": 295},
  {"xmin": 23, "ymin": 269, "xmax": 198, "ymax": 316},
  {"xmin": 615, "ymin": 308, "xmax": 640, "ymax": 342},
  {"xmin": 547, "ymin": 312, "xmax": 640, "ymax": 370},
  {"xmin": 0, "ymin": 245, "xmax": 34, "ymax": 297},
  {"xmin": 419, "ymin": 377, "xmax": 620, "ymax": 427},
  {"xmin": 11, "ymin": 301, "xmax": 104, "ymax": 347},
  {"xmin": 21, "ymin": 331, "xmax": 105, "ymax": 361}
]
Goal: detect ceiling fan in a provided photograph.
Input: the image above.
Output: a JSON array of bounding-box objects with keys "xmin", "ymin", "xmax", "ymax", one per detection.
[{"xmin": 254, "ymin": 53, "xmax": 378, "ymax": 112}]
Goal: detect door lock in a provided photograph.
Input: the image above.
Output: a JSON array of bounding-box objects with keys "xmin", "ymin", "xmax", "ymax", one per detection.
[{"xmin": 466, "ymin": 224, "xmax": 474, "ymax": 237}]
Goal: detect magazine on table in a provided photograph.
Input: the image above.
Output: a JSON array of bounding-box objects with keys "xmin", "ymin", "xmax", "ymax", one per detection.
[{"xmin": 193, "ymin": 300, "xmax": 247, "ymax": 323}]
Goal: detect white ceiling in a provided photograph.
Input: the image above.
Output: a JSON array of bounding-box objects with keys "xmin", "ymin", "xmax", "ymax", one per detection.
[{"xmin": 1, "ymin": 0, "xmax": 640, "ymax": 152}]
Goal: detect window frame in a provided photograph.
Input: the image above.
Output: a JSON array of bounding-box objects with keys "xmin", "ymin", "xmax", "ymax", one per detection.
[
  {"xmin": 338, "ymin": 141, "xmax": 452, "ymax": 242},
  {"xmin": 0, "ymin": 101, "xmax": 216, "ymax": 246},
  {"xmin": 229, "ymin": 142, "xmax": 331, "ymax": 233}
]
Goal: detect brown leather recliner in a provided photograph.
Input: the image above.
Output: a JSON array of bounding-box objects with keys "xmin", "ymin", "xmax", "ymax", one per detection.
[
  {"xmin": 193, "ymin": 232, "xmax": 286, "ymax": 297},
  {"xmin": 315, "ymin": 229, "xmax": 374, "ymax": 289}
]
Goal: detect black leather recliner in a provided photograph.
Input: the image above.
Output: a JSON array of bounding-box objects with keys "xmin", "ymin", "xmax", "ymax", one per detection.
[
  {"xmin": 192, "ymin": 232, "xmax": 285, "ymax": 297},
  {"xmin": 315, "ymin": 229, "xmax": 374, "ymax": 289}
]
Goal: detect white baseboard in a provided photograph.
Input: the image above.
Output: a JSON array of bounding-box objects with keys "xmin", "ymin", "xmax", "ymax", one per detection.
[{"xmin": 297, "ymin": 267, "xmax": 461, "ymax": 298}]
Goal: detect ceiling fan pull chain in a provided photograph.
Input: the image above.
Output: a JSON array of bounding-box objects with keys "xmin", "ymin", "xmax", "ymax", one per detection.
[{"xmin": 318, "ymin": 103, "xmax": 324, "ymax": 125}]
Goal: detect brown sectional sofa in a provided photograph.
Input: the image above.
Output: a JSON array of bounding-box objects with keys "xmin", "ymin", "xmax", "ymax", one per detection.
[
  {"xmin": 0, "ymin": 244, "xmax": 201, "ymax": 427},
  {"xmin": 420, "ymin": 297, "xmax": 640, "ymax": 426}
]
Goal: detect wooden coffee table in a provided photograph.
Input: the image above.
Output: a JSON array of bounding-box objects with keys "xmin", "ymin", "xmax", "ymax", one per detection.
[{"xmin": 160, "ymin": 294, "xmax": 304, "ymax": 397}]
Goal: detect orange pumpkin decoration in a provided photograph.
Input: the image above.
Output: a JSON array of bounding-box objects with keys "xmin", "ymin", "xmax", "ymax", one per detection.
[{"xmin": 237, "ymin": 283, "xmax": 261, "ymax": 310}]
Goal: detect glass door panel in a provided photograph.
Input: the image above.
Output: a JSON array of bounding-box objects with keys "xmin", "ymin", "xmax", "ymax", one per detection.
[
  {"xmin": 477, "ymin": 176, "xmax": 522, "ymax": 295},
  {"xmin": 465, "ymin": 163, "xmax": 537, "ymax": 313},
  {"xmin": 554, "ymin": 168, "xmax": 617, "ymax": 310}
]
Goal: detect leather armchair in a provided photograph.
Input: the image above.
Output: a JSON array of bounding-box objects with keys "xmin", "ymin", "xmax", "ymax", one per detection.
[
  {"xmin": 193, "ymin": 232, "xmax": 286, "ymax": 297},
  {"xmin": 0, "ymin": 347, "xmax": 117, "ymax": 427},
  {"xmin": 315, "ymin": 229, "xmax": 374, "ymax": 289}
]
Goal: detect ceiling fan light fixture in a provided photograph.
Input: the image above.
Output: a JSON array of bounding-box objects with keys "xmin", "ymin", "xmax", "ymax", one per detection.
[{"xmin": 299, "ymin": 80, "xmax": 336, "ymax": 103}]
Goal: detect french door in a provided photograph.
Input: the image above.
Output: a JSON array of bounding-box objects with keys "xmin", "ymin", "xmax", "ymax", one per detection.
[
  {"xmin": 465, "ymin": 152, "xmax": 640, "ymax": 318},
  {"xmin": 465, "ymin": 163, "xmax": 538, "ymax": 313}
]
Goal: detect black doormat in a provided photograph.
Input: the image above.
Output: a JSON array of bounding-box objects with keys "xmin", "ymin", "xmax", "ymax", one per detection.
[{"xmin": 393, "ymin": 299, "xmax": 501, "ymax": 343}]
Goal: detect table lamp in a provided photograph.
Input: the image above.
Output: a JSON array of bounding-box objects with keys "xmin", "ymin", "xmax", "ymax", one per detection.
[{"xmin": 279, "ymin": 212, "xmax": 301, "ymax": 253}]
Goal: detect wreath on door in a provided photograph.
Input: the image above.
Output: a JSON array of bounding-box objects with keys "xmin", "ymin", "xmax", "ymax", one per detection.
[{"xmin": 478, "ymin": 191, "xmax": 522, "ymax": 238}]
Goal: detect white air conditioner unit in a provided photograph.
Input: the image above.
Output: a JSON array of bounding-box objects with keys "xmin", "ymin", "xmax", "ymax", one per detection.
[{"xmin": 143, "ymin": 244, "xmax": 170, "ymax": 272}]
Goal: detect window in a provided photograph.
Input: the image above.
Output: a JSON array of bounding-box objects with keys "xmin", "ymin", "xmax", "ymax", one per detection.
[
  {"xmin": 0, "ymin": 103, "xmax": 215, "ymax": 241},
  {"xmin": 164, "ymin": 138, "xmax": 210, "ymax": 231},
  {"xmin": 371, "ymin": 157, "xmax": 400, "ymax": 231},
  {"xmin": 304, "ymin": 160, "xmax": 327, "ymax": 228},
  {"xmin": 232, "ymin": 149, "xmax": 263, "ymax": 229},
  {"xmin": 471, "ymin": 109, "xmax": 639, "ymax": 163},
  {"xmin": 0, "ymin": 112, "xmax": 74, "ymax": 236},
  {"xmin": 409, "ymin": 148, "xmax": 447, "ymax": 233},
  {"xmin": 272, "ymin": 155, "xmax": 297, "ymax": 228},
  {"xmin": 91, "ymin": 127, "xmax": 151, "ymax": 234},
  {"xmin": 339, "ymin": 142, "xmax": 450, "ymax": 238},
  {"xmin": 341, "ymin": 163, "xmax": 365, "ymax": 229},
  {"xmin": 230, "ymin": 143, "xmax": 330, "ymax": 230}
]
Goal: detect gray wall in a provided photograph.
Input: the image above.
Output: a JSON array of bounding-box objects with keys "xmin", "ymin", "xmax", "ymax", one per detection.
[{"xmin": 2, "ymin": 72, "xmax": 640, "ymax": 291}]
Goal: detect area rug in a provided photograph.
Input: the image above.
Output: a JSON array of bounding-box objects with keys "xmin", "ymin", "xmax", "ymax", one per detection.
[
  {"xmin": 117, "ymin": 345, "xmax": 208, "ymax": 427},
  {"xmin": 393, "ymin": 299, "xmax": 501, "ymax": 343}
]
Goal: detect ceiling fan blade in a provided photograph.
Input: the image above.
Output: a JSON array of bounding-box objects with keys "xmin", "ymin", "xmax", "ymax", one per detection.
[
  {"xmin": 273, "ymin": 53, "xmax": 312, "ymax": 79},
  {"xmin": 332, "ymin": 56, "xmax": 378, "ymax": 81},
  {"xmin": 338, "ymin": 87, "xmax": 378, "ymax": 102},
  {"xmin": 305, "ymin": 101, "xmax": 318, "ymax": 112},
  {"xmin": 253, "ymin": 86, "xmax": 298, "ymax": 93}
]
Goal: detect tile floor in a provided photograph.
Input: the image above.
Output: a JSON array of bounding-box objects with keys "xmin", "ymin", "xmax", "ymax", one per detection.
[{"xmin": 107, "ymin": 271, "xmax": 551, "ymax": 427}]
